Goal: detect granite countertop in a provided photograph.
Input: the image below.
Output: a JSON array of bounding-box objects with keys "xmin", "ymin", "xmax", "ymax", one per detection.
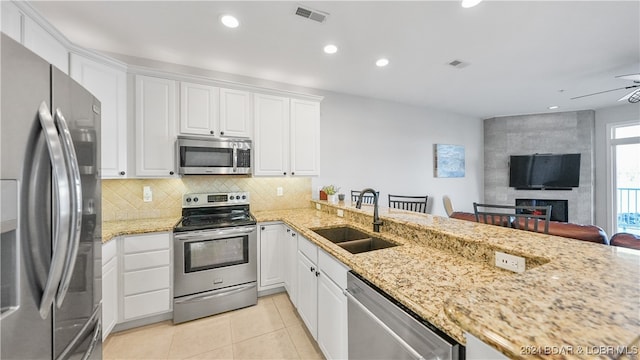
[
  {"xmin": 102, "ymin": 216, "xmax": 181, "ymax": 243},
  {"xmin": 254, "ymin": 201, "xmax": 640, "ymax": 359}
]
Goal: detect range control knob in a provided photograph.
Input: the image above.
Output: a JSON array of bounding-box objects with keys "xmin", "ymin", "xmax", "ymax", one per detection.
[
  {"xmin": 242, "ymin": 195, "xmax": 247, "ymax": 200},
  {"xmin": 193, "ymin": 197, "xmax": 199, "ymax": 203},
  {"xmin": 231, "ymin": 196, "xmax": 236, "ymax": 200},
  {"xmin": 185, "ymin": 197, "xmax": 191, "ymax": 203}
]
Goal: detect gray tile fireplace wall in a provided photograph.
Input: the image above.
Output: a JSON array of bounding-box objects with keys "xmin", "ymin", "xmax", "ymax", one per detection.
[{"xmin": 484, "ymin": 110, "xmax": 595, "ymax": 225}]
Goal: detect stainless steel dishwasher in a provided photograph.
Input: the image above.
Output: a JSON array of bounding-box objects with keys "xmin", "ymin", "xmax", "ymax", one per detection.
[{"xmin": 346, "ymin": 272, "xmax": 462, "ymax": 360}]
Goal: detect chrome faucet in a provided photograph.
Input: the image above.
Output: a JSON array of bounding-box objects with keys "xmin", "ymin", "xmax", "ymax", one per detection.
[{"xmin": 355, "ymin": 188, "xmax": 383, "ymax": 232}]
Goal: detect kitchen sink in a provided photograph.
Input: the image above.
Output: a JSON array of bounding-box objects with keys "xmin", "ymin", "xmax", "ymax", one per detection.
[
  {"xmin": 337, "ymin": 237, "xmax": 398, "ymax": 254},
  {"xmin": 311, "ymin": 226, "xmax": 371, "ymax": 244}
]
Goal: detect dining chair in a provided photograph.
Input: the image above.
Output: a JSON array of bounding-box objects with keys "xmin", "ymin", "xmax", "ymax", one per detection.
[
  {"xmin": 473, "ymin": 202, "xmax": 552, "ymax": 233},
  {"xmin": 388, "ymin": 195, "xmax": 428, "ymax": 213},
  {"xmin": 442, "ymin": 195, "xmax": 454, "ymax": 217},
  {"xmin": 351, "ymin": 190, "xmax": 378, "ymax": 204}
]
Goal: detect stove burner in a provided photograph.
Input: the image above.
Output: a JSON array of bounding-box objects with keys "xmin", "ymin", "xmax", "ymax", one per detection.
[{"xmin": 173, "ymin": 202, "xmax": 256, "ymax": 233}]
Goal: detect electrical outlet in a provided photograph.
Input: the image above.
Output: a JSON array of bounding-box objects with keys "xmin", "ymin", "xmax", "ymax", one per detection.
[
  {"xmin": 143, "ymin": 186, "xmax": 152, "ymax": 202},
  {"xmin": 277, "ymin": 187, "xmax": 283, "ymax": 196},
  {"xmin": 337, "ymin": 209, "xmax": 344, "ymax": 217},
  {"xmin": 495, "ymin": 251, "xmax": 525, "ymax": 273},
  {"xmin": 316, "ymin": 203, "xmax": 321, "ymax": 210}
]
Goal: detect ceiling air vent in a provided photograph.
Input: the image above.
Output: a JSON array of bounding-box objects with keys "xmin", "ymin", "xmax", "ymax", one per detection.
[
  {"xmin": 448, "ymin": 59, "xmax": 469, "ymax": 69},
  {"xmin": 295, "ymin": 5, "xmax": 328, "ymax": 23}
]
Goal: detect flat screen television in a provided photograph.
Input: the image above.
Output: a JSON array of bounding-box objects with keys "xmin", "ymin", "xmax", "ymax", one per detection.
[{"xmin": 509, "ymin": 154, "xmax": 581, "ymax": 189}]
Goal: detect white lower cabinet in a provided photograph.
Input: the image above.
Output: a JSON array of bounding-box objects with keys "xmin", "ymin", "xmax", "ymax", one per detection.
[
  {"xmin": 258, "ymin": 223, "xmax": 285, "ymax": 290},
  {"xmin": 101, "ymin": 239, "xmax": 118, "ymax": 340},
  {"xmin": 296, "ymin": 241, "xmax": 318, "ymax": 339},
  {"xmin": 120, "ymin": 232, "xmax": 172, "ymax": 321},
  {"xmin": 465, "ymin": 333, "xmax": 509, "ymax": 360},
  {"xmin": 283, "ymin": 225, "xmax": 298, "ymax": 307},
  {"xmin": 317, "ymin": 250, "xmax": 349, "ymax": 360}
]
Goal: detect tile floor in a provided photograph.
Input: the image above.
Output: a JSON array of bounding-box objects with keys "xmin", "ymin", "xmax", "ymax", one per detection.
[{"xmin": 103, "ymin": 292, "xmax": 324, "ymax": 360}]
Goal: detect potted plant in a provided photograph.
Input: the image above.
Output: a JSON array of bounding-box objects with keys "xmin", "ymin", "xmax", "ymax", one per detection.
[{"xmin": 322, "ymin": 185, "xmax": 340, "ymax": 204}]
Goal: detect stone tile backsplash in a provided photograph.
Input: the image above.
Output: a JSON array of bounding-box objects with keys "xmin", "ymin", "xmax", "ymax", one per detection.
[{"xmin": 102, "ymin": 176, "xmax": 312, "ymax": 221}]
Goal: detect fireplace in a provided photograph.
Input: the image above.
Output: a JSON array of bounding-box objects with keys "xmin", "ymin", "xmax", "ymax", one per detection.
[{"xmin": 515, "ymin": 199, "xmax": 568, "ymax": 222}]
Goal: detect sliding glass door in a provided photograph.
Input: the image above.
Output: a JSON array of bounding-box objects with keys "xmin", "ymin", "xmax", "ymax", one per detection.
[{"xmin": 609, "ymin": 123, "xmax": 640, "ymax": 235}]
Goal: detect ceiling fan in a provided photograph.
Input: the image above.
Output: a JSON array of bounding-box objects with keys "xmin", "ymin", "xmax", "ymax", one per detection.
[{"xmin": 571, "ymin": 73, "xmax": 640, "ymax": 103}]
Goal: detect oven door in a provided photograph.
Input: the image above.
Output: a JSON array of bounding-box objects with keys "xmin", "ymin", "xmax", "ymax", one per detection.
[{"xmin": 173, "ymin": 225, "xmax": 257, "ymax": 297}]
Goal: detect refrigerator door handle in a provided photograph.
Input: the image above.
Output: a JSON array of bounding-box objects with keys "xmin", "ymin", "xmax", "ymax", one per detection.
[
  {"xmin": 37, "ymin": 101, "xmax": 72, "ymax": 320},
  {"xmin": 53, "ymin": 108, "xmax": 83, "ymax": 306},
  {"xmin": 55, "ymin": 304, "xmax": 101, "ymax": 360}
]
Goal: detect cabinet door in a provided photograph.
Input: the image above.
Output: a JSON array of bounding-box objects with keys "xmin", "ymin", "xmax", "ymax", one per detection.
[
  {"xmin": 23, "ymin": 16, "xmax": 68, "ymax": 74},
  {"xmin": 220, "ymin": 88, "xmax": 251, "ymax": 138},
  {"xmin": 135, "ymin": 75, "xmax": 177, "ymax": 177},
  {"xmin": 101, "ymin": 241, "xmax": 118, "ymax": 340},
  {"xmin": 297, "ymin": 251, "xmax": 318, "ymax": 339},
  {"xmin": 290, "ymin": 99, "xmax": 320, "ymax": 176},
  {"xmin": 259, "ymin": 224, "xmax": 285, "ymax": 288},
  {"xmin": 284, "ymin": 226, "xmax": 298, "ymax": 307},
  {"xmin": 70, "ymin": 54, "xmax": 128, "ymax": 178},
  {"xmin": 1, "ymin": 1, "xmax": 23, "ymax": 43},
  {"xmin": 317, "ymin": 273, "xmax": 348, "ymax": 360},
  {"xmin": 180, "ymin": 82, "xmax": 219, "ymax": 136},
  {"xmin": 254, "ymin": 94, "xmax": 289, "ymax": 176}
]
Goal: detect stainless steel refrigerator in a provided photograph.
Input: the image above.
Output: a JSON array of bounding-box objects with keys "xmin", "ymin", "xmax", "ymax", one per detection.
[{"xmin": 1, "ymin": 34, "xmax": 102, "ymax": 359}]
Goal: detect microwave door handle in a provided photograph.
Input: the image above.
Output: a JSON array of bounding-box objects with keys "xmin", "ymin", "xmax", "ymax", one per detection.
[
  {"xmin": 36, "ymin": 101, "xmax": 71, "ymax": 319},
  {"xmin": 53, "ymin": 108, "xmax": 83, "ymax": 306},
  {"xmin": 232, "ymin": 144, "xmax": 238, "ymax": 173}
]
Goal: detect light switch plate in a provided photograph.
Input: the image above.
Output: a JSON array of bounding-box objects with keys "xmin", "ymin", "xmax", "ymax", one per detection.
[
  {"xmin": 316, "ymin": 203, "xmax": 321, "ymax": 210},
  {"xmin": 337, "ymin": 209, "xmax": 344, "ymax": 217},
  {"xmin": 277, "ymin": 187, "xmax": 283, "ymax": 196}
]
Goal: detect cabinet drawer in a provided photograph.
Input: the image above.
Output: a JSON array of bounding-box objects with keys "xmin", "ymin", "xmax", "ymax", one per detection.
[
  {"xmin": 298, "ymin": 235, "xmax": 317, "ymax": 264},
  {"xmin": 123, "ymin": 267, "xmax": 170, "ymax": 295},
  {"xmin": 319, "ymin": 249, "xmax": 350, "ymax": 290},
  {"xmin": 123, "ymin": 233, "xmax": 170, "ymax": 254},
  {"xmin": 124, "ymin": 249, "xmax": 170, "ymax": 271},
  {"xmin": 123, "ymin": 288, "xmax": 171, "ymax": 320},
  {"xmin": 102, "ymin": 239, "xmax": 117, "ymax": 266}
]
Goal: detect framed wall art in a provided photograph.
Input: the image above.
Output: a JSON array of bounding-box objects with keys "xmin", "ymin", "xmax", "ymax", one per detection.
[{"xmin": 434, "ymin": 144, "xmax": 465, "ymax": 178}]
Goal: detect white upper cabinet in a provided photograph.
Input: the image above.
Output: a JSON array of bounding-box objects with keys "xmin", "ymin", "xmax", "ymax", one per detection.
[
  {"xmin": 23, "ymin": 16, "xmax": 68, "ymax": 74},
  {"xmin": 219, "ymin": 88, "xmax": 251, "ymax": 138},
  {"xmin": 254, "ymin": 94, "xmax": 290, "ymax": 176},
  {"xmin": 254, "ymin": 94, "xmax": 320, "ymax": 177},
  {"xmin": 135, "ymin": 75, "xmax": 178, "ymax": 177},
  {"xmin": 180, "ymin": 82, "xmax": 219, "ymax": 136},
  {"xmin": 290, "ymin": 99, "xmax": 320, "ymax": 176},
  {"xmin": 1, "ymin": 1, "xmax": 23, "ymax": 42},
  {"xmin": 179, "ymin": 83, "xmax": 252, "ymax": 138},
  {"xmin": 70, "ymin": 54, "xmax": 128, "ymax": 178}
]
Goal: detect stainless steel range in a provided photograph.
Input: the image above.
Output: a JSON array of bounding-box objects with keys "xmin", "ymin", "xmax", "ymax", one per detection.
[{"xmin": 173, "ymin": 191, "xmax": 257, "ymax": 324}]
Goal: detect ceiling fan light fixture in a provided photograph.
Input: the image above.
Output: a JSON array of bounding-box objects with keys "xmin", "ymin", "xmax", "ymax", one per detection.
[
  {"xmin": 629, "ymin": 89, "xmax": 640, "ymax": 103},
  {"xmin": 461, "ymin": 0, "xmax": 483, "ymax": 8}
]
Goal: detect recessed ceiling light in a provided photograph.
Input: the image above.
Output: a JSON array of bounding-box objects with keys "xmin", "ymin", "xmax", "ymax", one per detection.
[
  {"xmin": 221, "ymin": 15, "xmax": 239, "ymax": 28},
  {"xmin": 323, "ymin": 44, "xmax": 338, "ymax": 54},
  {"xmin": 376, "ymin": 58, "xmax": 389, "ymax": 67},
  {"xmin": 461, "ymin": 0, "xmax": 483, "ymax": 8},
  {"xmin": 548, "ymin": 106, "xmax": 559, "ymax": 110}
]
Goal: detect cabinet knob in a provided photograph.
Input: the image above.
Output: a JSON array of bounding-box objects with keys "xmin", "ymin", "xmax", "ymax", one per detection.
[
  {"xmin": 261, "ymin": 226, "xmax": 265, "ymax": 231},
  {"xmin": 169, "ymin": 171, "xmax": 174, "ymax": 175},
  {"xmin": 315, "ymin": 271, "xmax": 320, "ymax": 277},
  {"xmin": 119, "ymin": 171, "xmax": 125, "ymax": 176},
  {"xmin": 310, "ymin": 266, "xmax": 315, "ymax": 272},
  {"xmin": 283, "ymin": 172, "xmax": 287, "ymax": 176},
  {"xmin": 286, "ymin": 229, "xmax": 290, "ymax": 233},
  {"xmin": 220, "ymin": 131, "xmax": 225, "ymax": 136},
  {"xmin": 210, "ymin": 130, "xmax": 214, "ymax": 135},
  {"xmin": 292, "ymin": 233, "xmax": 296, "ymax": 237},
  {"xmin": 292, "ymin": 172, "xmax": 295, "ymax": 176}
]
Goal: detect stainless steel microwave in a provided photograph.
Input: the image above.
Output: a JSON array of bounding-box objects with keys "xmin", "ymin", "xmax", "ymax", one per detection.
[{"xmin": 176, "ymin": 136, "xmax": 252, "ymax": 175}]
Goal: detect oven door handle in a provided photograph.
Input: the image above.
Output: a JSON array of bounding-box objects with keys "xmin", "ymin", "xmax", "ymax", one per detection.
[
  {"xmin": 174, "ymin": 283, "xmax": 256, "ymax": 304},
  {"xmin": 174, "ymin": 225, "xmax": 256, "ymax": 241}
]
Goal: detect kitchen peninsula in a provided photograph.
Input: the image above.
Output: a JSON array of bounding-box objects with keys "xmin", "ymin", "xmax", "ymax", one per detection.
[{"xmin": 253, "ymin": 200, "xmax": 640, "ymax": 359}]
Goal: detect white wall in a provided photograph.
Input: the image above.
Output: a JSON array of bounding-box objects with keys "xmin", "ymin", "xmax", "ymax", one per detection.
[
  {"xmin": 313, "ymin": 92, "xmax": 484, "ymax": 216},
  {"xmin": 594, "ymin": 103, "xmax": 640, "ymax": 234}
]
